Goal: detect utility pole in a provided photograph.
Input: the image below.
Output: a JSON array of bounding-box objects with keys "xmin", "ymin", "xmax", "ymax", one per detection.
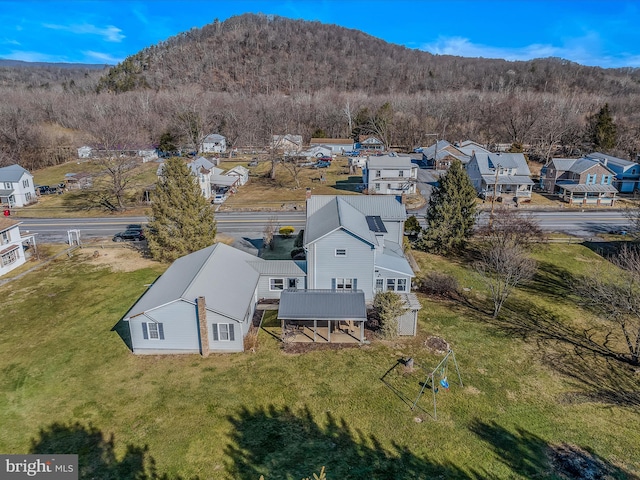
[{"xmin": 489, "ymin": 163, "xmax": 501, "ymax": 228}]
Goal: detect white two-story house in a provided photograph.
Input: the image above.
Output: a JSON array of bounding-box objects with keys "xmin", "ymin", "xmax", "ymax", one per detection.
[
  {"xmin": 0, "ymin": 164, "xmax": 37, "ymax": 208},
  {"xmin": 0, "ymin": 218, "xmax": 34, "ymax": 277},
  {"xmin": 304, "ymin": 195, "xmax": 414, "ymax": 302},
  {"xmin": 362, "ymin": 154, "xmax": 418, "ymax": 195},
  {"xmin": 201, "ymin": 134, "xmax": 227, "ymax": 154}
]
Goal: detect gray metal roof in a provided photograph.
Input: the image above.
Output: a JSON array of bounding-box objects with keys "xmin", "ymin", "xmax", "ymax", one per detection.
[
  {"xmin": 0, "ymin": 188, "xmax": 14, "ymax": 196},
  {"xmin": 587, "ymin": 152, "xmax": 635, "ymax": 168},
  {"xmin": 278, "ymin": 290, "xmax": 367, "ymax": 321},
  {"xmin": 210, "ymin": 175, "xmax": 238, "ymax": 186},
  {"xmin": 188, "ymin": 157, "xmax": 217, "ymax": 174},
  {"xmin": 375, "ymin": 241, "xmax": 415, "ymax": 276},
  {"xmin": 0, "ymin": 164, "xmax": 31, "ymax": 182},
  {"xmin": 125, "ymin": 243, "xmax": 260, "ymax": 321},
  {"xmin": 549, "ymin": 157, "xmax": 615, "ymax": 175},
  {"xmin": 481, "ymin": 175, "xmax": 535, "ymax": 186},
  {"xmin": 0, "ymin": 217, "xmax": 20, "ymax": 233},
  {"xmin": 248, "ymin": 260, "xmax": 306, "ymax": 276},
  {"xmin": 556, "ymin": 182, "xmax": 618, "ymax": 193},
  {"xmin": 473, "ymin": 153, "xmax": 531, "ymax": 175},
  {"xmin": 203, "ymin": 134, "xmax": 225, "ymax": 142},
  {"xmin": 366, "ymin": 154, "xmax": 413, "ymax": 169},
  {"xmin": 306, "ymin": 195, "xmax": 406, "ymax": 222},
  {"xmin": 457, "ymin": 140, "xmax": 490, "ymax": 156},
  {"xmin": 305, "ymin": 197, "xmax": 376, "ymax": 246}
]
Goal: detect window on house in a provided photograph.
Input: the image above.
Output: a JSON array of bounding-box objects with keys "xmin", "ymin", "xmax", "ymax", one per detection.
[
  {"xmin": 270, "ymin": 278, "xmax": 284, "ymax": 290},
  {"xmin": 334, "ymin": 278, "xmax": 354, "ymax": 290},
  {"xmin": 4, "ymin": 182, "xmax": 10, "ymax": 189},
  {"xmin": 375, "ymin": 170, "xmax": 381, "ymax": 177},
  {"xmin": 399, "ymin": 170, "xmax": 404, "ymax": 177},
  {"xmin": 387, "ymin": 184, "xmax": 392, "ymax": 190},
  {"xmin": 22, "ymin": 179, "xmax": 29, "ymax": 188},
  {"xmin": 375, "ymin": 278, "xmax": 384, "ymax": 292},
  {"xmin": 212, "ymin": 323, "xmax": 236, "ymax": 341},
  {"xmin": 1, "ymin": 231, "xmax": 9, "ymax": 245},
  {"xmin": 288, "ymin": 278, "xmax": 297, "ymax": 289},
  {"xmin": 375, "ymin": 183, "xmax": 380, "ymax": 191},
  {"xmin": 25, "ymin": 192, "xmax": 31, "ymax": 202},
  {"xmin": 397, "ymin": 279, "xmax": 407, "ymax": 292},
  {"xmin": 601, "ymin": 175, "xmax": 611, "ymax": 185},
  {"xmin": 335, "ymin": 248, "xmax": 346, "ymax": 256},
  {"xmin": 142, "ymin": 322, "xmax": 164, "ymax": 340},
  {"xmin": 1, "ymin": 248, "xmax": 18, "ymax": 266},
  {"xmin": 387, "ymin": 278, "xmax": 396, "ymax": 291}
]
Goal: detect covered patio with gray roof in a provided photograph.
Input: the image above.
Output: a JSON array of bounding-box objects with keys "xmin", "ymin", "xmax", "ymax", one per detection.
[{"xmin": 278, "ymin": 289, "xmax": 368, "ymax": 343}]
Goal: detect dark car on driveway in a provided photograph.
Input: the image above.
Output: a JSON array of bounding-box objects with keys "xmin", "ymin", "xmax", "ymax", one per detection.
[
  {"xmin": 313, "ymin": 160, "xmax": 331, "ymax": 168},
  {"xmin": 113, "ymin": 229, "xmax": 145, "ymax": 242}
]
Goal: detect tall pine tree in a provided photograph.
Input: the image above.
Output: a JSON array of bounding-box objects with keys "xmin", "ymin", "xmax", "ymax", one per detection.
[
  {"xmin": 146, "ymin": 157, "xmax": 217, "ymax": 262},
  {"xmin": 417, "ymin": 159, "xmax": 477, "ymax": 255},
  {"xmin": 587, "ymin": 103, "xmax": 617, "ymax": 151}
]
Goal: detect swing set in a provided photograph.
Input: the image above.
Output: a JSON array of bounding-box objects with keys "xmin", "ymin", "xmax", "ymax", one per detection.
[{"xmin": 411, "ymin": 349, "xmax": 463, "ymax": 420}]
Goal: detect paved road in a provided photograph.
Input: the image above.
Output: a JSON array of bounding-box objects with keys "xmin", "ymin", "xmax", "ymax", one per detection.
[
  {"xmin": 15, "ymin": 208, "xmax": 632, "ymax": 244},
  {"xmin": 16, "ymin": 211, "xmax": 307, "ymax": 243}
]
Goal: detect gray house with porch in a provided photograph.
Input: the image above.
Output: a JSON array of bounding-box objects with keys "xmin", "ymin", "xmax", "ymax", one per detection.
[{"xmin": 466, "ymin": 152, "xmax": 534, "ymax": 201}]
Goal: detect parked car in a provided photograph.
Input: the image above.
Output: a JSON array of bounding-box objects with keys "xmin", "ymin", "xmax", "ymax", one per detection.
[
  {"xmin": 313, "ymin": 161, "xmax": 331, "ymax": 168},
  {"xmin": 318, "ymin": 156, "xmax": 333, "ymax": 162},
  {"xmin": 213, "ymin": 193, "xmax": 227, "ymax": 204},
  {"xmin": 248, "ymin": 159, "xmax": 259, "ymax": 167},
  {"xmin": 113, "ymin": 229, "xmax": 145, "ymax": 242}
]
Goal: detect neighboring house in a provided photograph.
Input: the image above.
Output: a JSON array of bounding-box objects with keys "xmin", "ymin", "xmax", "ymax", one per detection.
[
  {"xmin": 201, "ymin": 134, "xmax": 227, "ymax": 154},
  {"xmin": 356, "ymin": 135, "xmax": 385, "ymax": 152},
  {"xmin": 0, "ymin": 218, "xmax": 35, "ymax": 277},
  {"xmin": 456, "ymin": 140, "xmax": 491, "ymax": 157},
  {"xmin": 123, "ymin": 242, "xmax": 305, "ymax": 355},
  {"xmin": 138, "ymin": 149, "xmax": 159, "ymax": 162},
  {"xmin": 310, "ymin": 138, "xmax": 354, "ymax": 154},
  {"xmin": 304, "ymin": 194, "xmax": 414, "ymax": 302},
  {"xmin": 466, "ymin": 152, "xmax": 534, "ymax": 201},
  {"xmin": 272, "ymin": 135, "xmax": 303, "ymax": 155},
  {"xmin": 187, "ymin": 157, "xmax": 222, "ymax": 200},
  {"xmin": 586, "ymin": 152, "xmax": 640, "ymax": 193},
  {"xmin": 225, "ymin": 166, "xmax": 250, "ymax": 186},
  {"xmin": 421, "ymin": 140, "xmax": 472, "ymax": 170},
  {"xmin": 0, "ymin": 164, "xmax": 37, "ymax": 207},
  {"xmin": 542, "ymin": 157, "xmax": 618, "ymax": 206},
  {"xmin": 298, "ymin": 145, "xmax": 332, "ymax": 158},
  {"xmin": 362, "ymin": 154, "xmax": 418, "ymax": 194},
  {"xmin": 77, "ymin": 146, "xmax": 92, "ymax": 158}
]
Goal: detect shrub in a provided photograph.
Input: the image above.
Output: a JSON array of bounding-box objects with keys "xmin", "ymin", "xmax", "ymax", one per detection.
[
  {"xmin": 373, "ymin": 291, "xmax": 407, "ymax": 340},
  {"xmin": 290, "ymin": 247, "xmax": 305, "ymax": 259},
  {"xmin": 416, "ymin": 272, "xmax": 459, "ymax": 298},
  {"xmin": 294, "ymin": 229, "xmax": 305, "ymax": 247},
  {"xmin": 279, "ymin": 226, "xmax": 295, "ymax": 238}
]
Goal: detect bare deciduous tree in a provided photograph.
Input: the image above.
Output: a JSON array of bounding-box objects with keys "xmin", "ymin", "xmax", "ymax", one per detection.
[
  {"xmin": 475, "ymin": 242, "xmax": 537, "ymax": 318},
  {"xmin": 263, "ymin": 216, "xmax": 278, "ymax": 250},
  {"xmin": 574, "ymin": 245, "xmax": 640, "ymax": 365}
]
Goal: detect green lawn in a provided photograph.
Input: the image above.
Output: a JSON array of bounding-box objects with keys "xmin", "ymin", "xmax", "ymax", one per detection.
[{"xmin": 1, "ymin": 244, "xmax": 639, "ymax": 479}]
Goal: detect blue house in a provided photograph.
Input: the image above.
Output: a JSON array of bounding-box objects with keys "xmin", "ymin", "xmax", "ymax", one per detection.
[{"xmin": 586, "ymin": 153, "xmax": 640, "ymax": 193}]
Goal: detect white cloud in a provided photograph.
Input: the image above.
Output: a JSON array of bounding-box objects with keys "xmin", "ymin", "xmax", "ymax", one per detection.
[
  {"xmin": 83, "ymin": 50, "xmax": 122, "ymax": 64},
  {"xmin": 0, "ymin": 38, "xmax": 21, "ymax": 46},
  {"xmin": 420, "ymin": 35, "xmax": 640, "ymax": 68},
  {"xmin": 43, "ymin": 23, "xmax": 125, "ymax": 42}
]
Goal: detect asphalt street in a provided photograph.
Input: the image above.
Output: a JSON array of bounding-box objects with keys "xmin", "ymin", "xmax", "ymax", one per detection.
[{"xmin": 13, "ymin": 208, "xmax": 632, "ymax": 244}]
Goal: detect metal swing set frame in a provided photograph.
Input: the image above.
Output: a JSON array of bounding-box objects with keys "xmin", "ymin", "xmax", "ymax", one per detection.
[{"xmin": 411, "ymin": 349, "xmax": 463, "ymax": 420}]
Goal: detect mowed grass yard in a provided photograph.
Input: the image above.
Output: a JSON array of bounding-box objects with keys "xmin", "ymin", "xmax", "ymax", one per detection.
[{"xmin": 1, "ymin": 244, "xmax": 639, "ymax": 479}]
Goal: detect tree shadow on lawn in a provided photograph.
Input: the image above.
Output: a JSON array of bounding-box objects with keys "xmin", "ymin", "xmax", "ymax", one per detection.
[
  {"xmin": 469, "ymin": 419, "xmax": 638, "ymax": 479},
  {"xmin": 224, "ymin": 404, "xmax": 473, "ymax": 480},
  {"xmin": 30, "ymin": 421, "xmax": 198, "ymax": 480},
  {"xmin": 484, "ymin": 298, "xmax": 640, "ymax": 408},
  {"xmin": 520, "ymin": 260, "xmax": 579, "ymax": 300}
]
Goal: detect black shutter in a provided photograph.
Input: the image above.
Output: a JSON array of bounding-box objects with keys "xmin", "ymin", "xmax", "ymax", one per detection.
[
  {"xmin": 142, "ymin": 322, "xmax": 148, "ymax": 339},
  {"xmin": 229, "ymin": 324, "xmax": 235, "ymax": 341},
  {"xmin": 158, "ymin": 323, "xmax": 165, "ymax": 340},
  {"xmin": 212, "ymin": 323, "xmax": 219, "ymax": 341}
]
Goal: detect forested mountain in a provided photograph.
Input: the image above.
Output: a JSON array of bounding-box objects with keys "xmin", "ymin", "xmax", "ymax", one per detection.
[
  {"xmin": 97, "ymin": 13, "xmax": 640, "ymax": 96},
  {"xmin": 1, "ymin": 13, "xmax": 640, "ymax": 171}
]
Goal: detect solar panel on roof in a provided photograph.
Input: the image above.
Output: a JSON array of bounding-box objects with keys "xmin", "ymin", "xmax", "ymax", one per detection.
[{"xmin": 366, "ymin": 215, "xmax": 387, "ymax": 233}]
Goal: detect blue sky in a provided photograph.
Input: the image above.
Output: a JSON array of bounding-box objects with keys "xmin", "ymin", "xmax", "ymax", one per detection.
[{"xmin": 1, "ymin": 0, "xmax": 639, "ymax": 68}]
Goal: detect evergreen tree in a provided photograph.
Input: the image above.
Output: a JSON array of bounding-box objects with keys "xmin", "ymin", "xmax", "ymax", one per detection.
[
  {"xmin": 146, "ymin": 157, "xmax": 217, "ymax": 262},
  {"xmin": 588, "ymin": 103, "xmax": 617, "ymax": 151},
  {"xmin": 417, "ymin": 159, "xmax": 477, "ymax": 255}
]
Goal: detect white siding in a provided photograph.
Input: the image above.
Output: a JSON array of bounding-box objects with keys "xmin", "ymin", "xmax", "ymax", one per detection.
[
  {"xmin": 208, "ymin": 311, "xmax": 245, "ymax": 352},
  {"xmin": 257, "ymin": 275, "xmax": 305, "ymax": 300},
  {"xmin": 310, "ymin": 229, "xmax": 375, "ymax": 300},
  {"xmin": 129, "ymin": 301, "xmax": 200, "ymax": 354}
]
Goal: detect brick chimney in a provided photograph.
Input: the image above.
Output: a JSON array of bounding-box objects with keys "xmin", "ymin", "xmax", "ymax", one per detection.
[{"xmin": 197, "ymin": 296, "xmax": 209, "ymax": 357}]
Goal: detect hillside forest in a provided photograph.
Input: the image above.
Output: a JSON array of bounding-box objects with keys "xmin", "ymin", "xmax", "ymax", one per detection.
[{"xmin": 1, "ymin": 13, "xmax": 640, "ymax": 170}]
